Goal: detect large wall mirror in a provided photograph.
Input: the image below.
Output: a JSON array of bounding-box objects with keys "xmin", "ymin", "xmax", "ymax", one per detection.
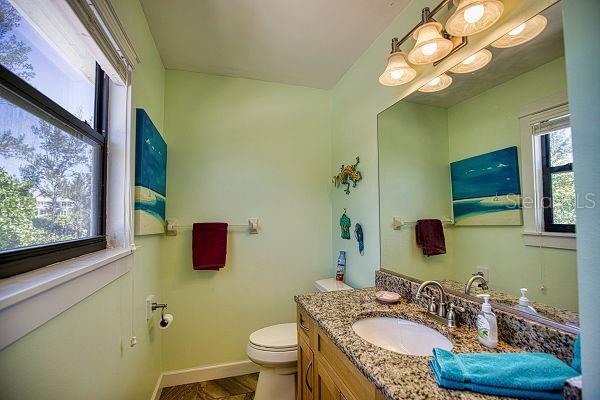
[{"xmin": 378, "ymin": 1, "xmax": 578, "ymax": 329}]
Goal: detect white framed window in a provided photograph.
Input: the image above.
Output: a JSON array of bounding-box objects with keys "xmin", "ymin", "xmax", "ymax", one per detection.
[
  {"xmin": 0, "ymin": 0, "xmax": 138, "ymax": 350},
  {"xmin": 519, "ymin": 94, "xmax": 576, "ymax": 250}
]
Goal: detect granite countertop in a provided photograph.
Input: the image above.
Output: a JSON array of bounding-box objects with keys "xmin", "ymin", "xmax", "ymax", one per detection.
[
  {"xmin": 295, "ymin": 288, "xmax": 524, "ymax": 400},
  {"xmin": 439, "ymin": 279, "xmax": 580, "ymax": 327}
]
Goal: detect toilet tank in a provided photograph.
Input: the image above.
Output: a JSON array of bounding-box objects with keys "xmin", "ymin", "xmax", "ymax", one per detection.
[{"xmin": 314, "ymin": 278, "xmax": 353, "ymax": 292}]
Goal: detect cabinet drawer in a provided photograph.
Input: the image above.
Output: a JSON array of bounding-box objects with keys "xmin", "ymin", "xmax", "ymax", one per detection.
[
  {"xmin": 298, "ymin": 336, "xmax": 314, "ymax": 400},
  {"xmin": 297, "ymin": 307, "xmax": 314, "ymax": 346},
  {"xmin": 315, "ymin": 326, "xmax": 377, "ymax": 400},
  {"xmin": 315, "ymin": 358, "xmax": 341, "ymax": 400}
]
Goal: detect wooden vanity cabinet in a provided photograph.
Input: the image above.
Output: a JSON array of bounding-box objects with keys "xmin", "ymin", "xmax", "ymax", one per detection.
[
  {"xmin": 298, "ymin": 335, "xmax": 314, "ymax": 400},
  {"xmin": 297, "ymin": 306, "xmax": 384, "ymax": 400}
]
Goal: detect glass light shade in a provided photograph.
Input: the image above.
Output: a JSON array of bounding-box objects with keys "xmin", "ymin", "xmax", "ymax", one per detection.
[
  {"xmin": 445, "ymin": 0, "xmax": 504, "ymax": 37},
  {"xmin": 449, "ymin": 48, "xmax": 492, "ymax": 73},
  {"xmin": 491, "ymin": 15, "xmax": 548, "ymax": 48},
  {"xmin": 379, "ymin": 52, "xmax": 417, "ymax": 86},
  {"xmin": 418, "ymin": 74, "xmax": 453, "ymax": 92},
  {"xmin": 407, "ymin": 22, "xmax": 453, "ymax": 65}
]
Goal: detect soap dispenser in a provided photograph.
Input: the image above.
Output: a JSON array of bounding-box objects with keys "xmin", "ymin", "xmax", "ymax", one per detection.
[
  {"xmin": 514, "ymin": 288, "xmax": 538, "ymax": 315},
  {"xmin": 476, "ymin": 294, "xmax": 498, "ymax": 349}
]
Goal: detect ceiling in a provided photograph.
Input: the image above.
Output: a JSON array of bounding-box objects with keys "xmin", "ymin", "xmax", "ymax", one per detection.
[
  {"xmin": 140, "ymin": 0, "xmax": 411, "ymax": 89},
  {"xmin": 405, "ymin": 3, "xmax": 564, "ymax": 108}
]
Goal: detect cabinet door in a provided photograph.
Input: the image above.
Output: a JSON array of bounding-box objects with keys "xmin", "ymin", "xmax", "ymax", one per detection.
[
  {"xmin": 315, "ymin": 360, "xmax": 340, "ymax": 400},
  {"xmin": 298, "ymin": 337, "xmax": 314, "ymax": 400}
]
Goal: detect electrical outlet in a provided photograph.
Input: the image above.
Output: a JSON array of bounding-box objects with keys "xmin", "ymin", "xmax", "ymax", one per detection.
[{"xmin": 476, "ymin": 266, "xmax": 490, "ymax": 283}]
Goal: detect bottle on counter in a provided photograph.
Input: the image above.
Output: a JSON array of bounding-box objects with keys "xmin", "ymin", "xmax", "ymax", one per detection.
[
  {"xmin": 476, "ymin": 294, "xmax": 498, "ymax": 349},
  {"xmin": 513, "ymin": 288, "xmax": 538, "ymax": 315},
  {"xmin": 336, "ymin": 251, "xmax": 346, "ymax": 282}
]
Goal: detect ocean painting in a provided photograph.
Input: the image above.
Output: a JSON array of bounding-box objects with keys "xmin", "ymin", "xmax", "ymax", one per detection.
[
  {"xmin": 135, "ymin": 109, "xmax": 167, "ymax": 235},
  {"xmin": 450, "ymin": 147, "xmax": 522, "ymax": 226}
]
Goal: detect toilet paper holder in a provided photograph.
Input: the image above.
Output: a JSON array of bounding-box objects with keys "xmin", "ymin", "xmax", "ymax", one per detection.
[
  {"xmin": 152, "ymin": 302, "xmax": 171, "ymax": 328},
  {"xmin": 151, "ymin": 302, "xmax": 167, "ymax": 312}
]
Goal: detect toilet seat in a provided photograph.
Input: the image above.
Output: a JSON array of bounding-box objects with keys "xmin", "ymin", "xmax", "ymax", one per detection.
[
  {"xmin": 247, "ymin": 323, "xmax": 297, "ymax": 366},
  {"xmin": 249, "ymin": 323, "xmax": 297, "ymax": 350}
]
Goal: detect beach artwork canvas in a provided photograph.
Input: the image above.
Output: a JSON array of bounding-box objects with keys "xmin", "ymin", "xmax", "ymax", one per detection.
[
  {"xmin": 134, "ymin": 109, "xmax": 167, "ymax": 235},
  {"xmin": 450, "ymin": 146, "xmax": 522, "ymax": 226}
]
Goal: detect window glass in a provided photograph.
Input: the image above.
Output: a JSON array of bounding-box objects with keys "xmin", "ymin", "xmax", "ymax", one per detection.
[
  {"xmin": 548, "ymin": 127, "xmax": 573, "ymax": 166},
  {"xmin": 0, "ymin": 0, "xmax": 96, "ymax": 125},
  {"xmin": 0, "ymin": 89, "xmax": 101, "ymax": 251},
  {"xmin": 550, "ymin": 171, "xmax": 575, "ymax": 225},
  {"xmin": 540, "ymin": 123, "xmax": 576, "ymax": 232}
]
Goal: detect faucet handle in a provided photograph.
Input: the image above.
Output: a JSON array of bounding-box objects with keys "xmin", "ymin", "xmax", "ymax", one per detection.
[
  {"xmin": 420, "ymin": 293, "xmax": 437, "ymax": 314},
  {"xmin": 449, "ymin": 302, "xmax": 465, "ymax": 313},
  {"xmin": 447, "ymin": 302, "xmax": 465, "ymax": 328}
]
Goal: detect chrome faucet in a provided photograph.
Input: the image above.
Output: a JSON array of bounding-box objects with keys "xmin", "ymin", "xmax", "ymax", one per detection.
[
  {"xmin": 465, "ymin": 272, "xmax": 489, "ymax": 295},
  {"xmin": 416, "ymin": 280, "xmax": 465, "ymax": 328},
  {"xmin": 416, "ymin": 280, "xmax": 447, "ymax": 317}
]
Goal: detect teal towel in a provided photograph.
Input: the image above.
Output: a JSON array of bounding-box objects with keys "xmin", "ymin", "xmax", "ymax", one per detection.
[
  {"xmin": 430, "ymin": 348, "xmax": 579, "ymax": 400},
  {"xmin": 572, "ymin": 335, "xmax": 581, "ymax": 373}
]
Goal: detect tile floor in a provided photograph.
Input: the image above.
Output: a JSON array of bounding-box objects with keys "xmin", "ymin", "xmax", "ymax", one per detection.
[{"xmin": 159, "ymin": 373, "xmax": 258, "ymax": 400}]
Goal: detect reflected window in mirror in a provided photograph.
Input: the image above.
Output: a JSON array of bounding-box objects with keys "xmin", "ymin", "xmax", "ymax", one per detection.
[
  {"xmin": 530, "ymin": 109, "xmax": 576, "ymax": 235},
  {"xmin": 538, "ymin": 117, "xmax": 575, "ymax": 233}
]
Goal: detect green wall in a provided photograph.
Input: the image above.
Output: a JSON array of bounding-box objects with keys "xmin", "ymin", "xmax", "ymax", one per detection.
[
  {"xmin": 160, "ymin": 71, "xmax": 332, "ymax": 370},
  {"xmin": 378, "ymin": 101, "xmax": 454, "ymax": 280},
  {"xmin": 0, "ymin": 1, "xmax": 167, "ymax": 399},
  {"xmin": 447, "ymin": 57, "xmax": 578, "ymax": 311},
  {"xmin": 563, "ymin": 0, "xmax": 600, "ymax": 395}
]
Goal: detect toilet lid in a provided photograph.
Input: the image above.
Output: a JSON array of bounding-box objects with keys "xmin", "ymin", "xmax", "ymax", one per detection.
[{"xmin": 249, "ymin": 323, "xmax": 297, "ymax": 350}]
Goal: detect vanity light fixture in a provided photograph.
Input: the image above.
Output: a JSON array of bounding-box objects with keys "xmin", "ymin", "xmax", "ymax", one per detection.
[
  {"xmin": 408, "ymin": 21, "xmax": 454, "ymax": 64},
  {"xmin": 379, "ymin": 45, "xmax": 417, "ymax": 86},
  {"xmin": 379, "ymin": 5, "xmax": 469, "ymax": 87},
  {"xmin": 491, "ymin": 14, "xmax": 547, "ymax": 48},
  {"xmin": 418, "ymin": 73, "xmax": 453, "ymax": 92},
  {"xmin": 449, "ymin": 48, "xmax": 492, "ymax": 73},
  {"xmin": 445, "ymin": 0, "xmax": 504, "ymax": 37}
]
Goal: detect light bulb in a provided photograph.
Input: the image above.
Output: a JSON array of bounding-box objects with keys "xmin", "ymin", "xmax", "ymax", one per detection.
[
  {"xmin": 419, "ymin": 73, "xmax": 453, "ymax": 92},
  {"xmin": 408, "ymin": 21, "xmax": 453, "ymax": 64},
  {"xmin": 450, "ymin": 49, "xmax": 493, "ymax": 74},
  {"xmin": 491, "ymin": 15, "xmax": 548, "ymax": 48},
  {"xmin": 379, "ymin": 52, "xmax": 416, "ymax": 86},
  {"xmin": 462, "ymin": 54, "xmax": 477, "ymax": 65},
  {"xmin": 390, "ymin": 69, "xmax": 404, "ymax": 80},
  {"xmin": 421, "ymin": 42, "xmax": 438, "ymax": 56},
  {"xmin": 508, "ymin": 23, "xmax": 526, "ymax": 36},
  {"xmin": 464, "ymin": 4, "xmax": 485, "ymax": 23}
]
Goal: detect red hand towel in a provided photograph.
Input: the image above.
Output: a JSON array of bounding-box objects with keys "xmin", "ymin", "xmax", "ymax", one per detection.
[
  {"xmin": 192, "ymin": 223, "xmax": 228, "ymax": 270},
  {"xmin": 415, "ymin": 219, "xmax": 446, "ymax": 256}
]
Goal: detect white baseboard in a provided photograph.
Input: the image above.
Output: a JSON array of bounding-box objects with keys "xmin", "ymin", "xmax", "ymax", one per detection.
[{"xmin": 150, "ymin": 360, "xmax": 260, "ymax": 400}]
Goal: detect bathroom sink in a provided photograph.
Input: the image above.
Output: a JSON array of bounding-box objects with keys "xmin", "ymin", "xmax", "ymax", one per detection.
[{"xmin": 352, "ymin": 317, "xmax": 453, "ymax": 356}]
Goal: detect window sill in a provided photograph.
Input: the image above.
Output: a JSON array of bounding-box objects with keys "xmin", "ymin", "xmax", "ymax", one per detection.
[
  {"xmin": 522, "ymin": 231, "xmax": 576, "ymax": 250},
  {"xmin": 0, "ymin": 246, "xmax": 133, "ymax": 350}
]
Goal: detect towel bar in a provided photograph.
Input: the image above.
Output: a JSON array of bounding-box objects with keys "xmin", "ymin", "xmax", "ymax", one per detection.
[
  {"xmin": 166, "ymin": 218, "xmax": 259, "ymax": 235},
  {"xmin": 392, "ymin": 217, "xmax": 454, "ymax": 230}
]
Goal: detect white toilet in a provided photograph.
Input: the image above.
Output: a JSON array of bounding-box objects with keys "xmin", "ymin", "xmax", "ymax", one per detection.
[{"xmin": 247, "ymin": 278, "xmax": 352, "ymax": 400}]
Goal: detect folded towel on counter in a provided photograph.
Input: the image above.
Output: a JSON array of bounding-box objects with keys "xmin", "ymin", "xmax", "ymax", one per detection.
[
  {"xmin": 192, "ymin": 223, "xmax": 228, "ymax": 270},
  {"xmin": 415, "ymin": 219, "xmax": 446, "ymax": 256},
  {"xmin": 571, "ymin": 335, "xmax": 581, "ymax": 372},
  {"xmin": 430, "ymin": 348, "xmax": 579, "ymax": 400}
]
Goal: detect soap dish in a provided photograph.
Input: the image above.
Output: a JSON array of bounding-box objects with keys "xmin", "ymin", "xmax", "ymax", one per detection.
[{"xmin": 375, "ymin": 291, "xmax": 401, "ymax": 304}]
